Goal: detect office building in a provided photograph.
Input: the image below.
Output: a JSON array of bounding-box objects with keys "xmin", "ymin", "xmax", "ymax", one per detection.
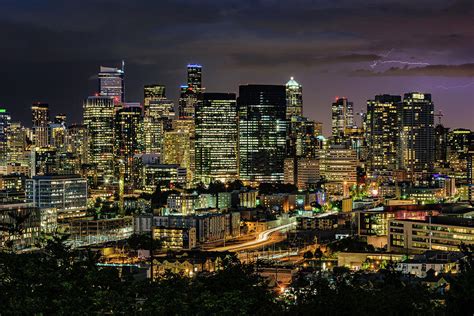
[
  {"xmin": 31, "ymin": 102, "xmax": 50, "ymax": 148},
  {"xmin": 331, "ymin": 97, "xmax": 354, "ymax": 141},
  {"xmin": 66, "ymin": 124, "xmax": 88, "ymax": 165},
  {"xmin": 0, "ymin": 108, "xmax": 11, "ymax": 165},
  {"xmin": 398, "ymin": 92, "xmax": 435, "ymax": 177},
  {"xmin": 195, "ymin": 93, "xmax": 238, "ymax": 184},
  {"xmin": 388, "ymin": 216, "xmax": 474, "ymax": 253},
  {"xmin": 143, "ymin": 97, "xmax": 175, "ymax": 155},
  {"xmin": 98, "ymin": 63, "xmax": 125, "ymax": 102},
  {"xmin": 144, "ymin": 84, "xmax": 166, "ymax": 108},
  {"xmin": 26, "ymin": 175, "xmax": 88, "ymax": 220},
  {"xmin": 434, "ymin": 124, "xmax": 449, "ymax": 167},
  {"xmin": 7, "ymin": 122, "xmax": 29, "ymax": 167},
  {"xmin": 320, "ymin": 146, "xmax": 358, "ymax": 183},
  {"xmin": 284, "ymin": 157, "xmax": 320, "ymax": 189},
  {"xmin": 238, "ymin": 85, "xmax": 287, "ymax": 182},
  {"xmin": 366, "ymin": 95, "xmax": 401, "ymax": 172},
  {"xmin": 285, "ymin": 77, "xmax": 303, "ymax": 119},
  {"xmin": 83, "ymin": 96, "xmax": 115, "ymax": 186},
  {"xmin": 115, "ymin": 103, "xmax": 143, "ymax": 186},
  {"xmin": 153, "ymin": 227, "xmax": 196, "ymax": 250},
  {"xmin": 162, "ymin": 124, "xmax": 194, "ymax": 183},
  {"xmin": 187, "ymin": 64, "xmax": 202, "ymax": 92}
]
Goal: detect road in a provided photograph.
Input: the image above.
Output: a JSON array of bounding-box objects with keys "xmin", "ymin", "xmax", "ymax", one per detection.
[{"xmin": 211, "ymin": 222, "xmax": 296, "ymax": 252}]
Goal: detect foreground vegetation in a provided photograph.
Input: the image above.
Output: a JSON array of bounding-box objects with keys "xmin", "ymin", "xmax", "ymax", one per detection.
[{"xmin": 0, "ymin": 236, "xmax": 473, "ymax": 315}]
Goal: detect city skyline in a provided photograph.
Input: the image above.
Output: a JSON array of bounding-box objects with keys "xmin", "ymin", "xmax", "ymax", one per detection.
[{"xmin": 0, "ymin": 0, "xmax": 473, "ymax": 133}]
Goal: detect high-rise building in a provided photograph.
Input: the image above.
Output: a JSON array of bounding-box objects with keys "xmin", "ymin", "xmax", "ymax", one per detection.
[
  {"xmin": 66, "ymin": 124, "xmax": 88, "ymax": 165},
  {"xmin": 143, "ymin": 85, "xmax": 175, "ymax": 155},
  {"xmin": 83, "ymin": 96, "xmax": 115, "ymax": 186},
  {"xmin": 115, "ymin": 103, "xmax": 144, "ymax": 186},
  {"xmin": 98, "ymin": 63, "xmax": 125, "ymax": 102},
  {"xmin": 54, "ymin": 114, "xmax": 67, "ymax": 125},
  {"xmin": 238, "ymin": 85, "xmax": 287, "ymax": 182},
  {"xmin": 285, "ymin": 77, "xmax": 303, "ymax": 119},
  {"xmin": 287, "ymin": 116, "xmax": 321, "ymax": 158},
  {"xmin": 195, "ymin": 93, "xmax": 238, "ymax": 184},
  {"xmin": 331, "ymin": 97, "xmax": 354, "ymax": 142},
  {"xmin": 398, "ymin": 92, "xmax": 435, "ymax": 177},
  {"xmin": 49, "ymin": 123, "xmax": 67, "ymax": 150},
  {"xmin": 7, "ymin": 122, "xmax": 29, "ymax": 167},
  {"xmin": 178, "ymin": 64, "xmax": 204, "ymax": 119},
  {"xmin": 162, "ymin": 126, "xmax": 194, "ymax": 183},
  {"xmin": 366, "ymin": 94, "xmax": 401, "ymax": 172},
  {"xmin": 144, "ymin": 84, "xmax": 166, "ymax": 107},
  {"xmin": 187, "ymin": 64, "xmax": 202, "ymax": 92},
  {"xmin": 434, "ymin": 124, "xmax": 449, "ymax": 167},
  {"xmin": 320, "ymin": 146, "xmax": 358, "ymax": 184},
  {"xmin": 31, "ymin": 102, "xmax": 50, "ymax": 148},
  {"xmin": 0, "ymin": 108, "xmax": 11, "ymax": 165}
]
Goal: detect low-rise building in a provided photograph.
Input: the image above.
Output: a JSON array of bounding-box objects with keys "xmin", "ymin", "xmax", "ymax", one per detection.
[
  {"xmin": 388, "ymin": 216, "xmax": 474, "ymax": 253},
  {"xmin": 26, "ymin": 175, "xmax": 88, "ymax": 221},
  {"xmin": 395, "ymin": 251, "xmax": 463, "ymax": 277},
  {"xmin": 153, "ymin": 226, "xmax": 196, "ymax": 250}
]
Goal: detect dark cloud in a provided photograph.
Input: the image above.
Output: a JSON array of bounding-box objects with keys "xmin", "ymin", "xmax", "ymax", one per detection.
[
  {"xmin": 0, "ymin": 0, "xmax": 473, "ymax": 132},
  {"xmin": 231, "ymin": 53, "xmax": 382, "ymax": 68},
  {"xmin": 352, "ymin": 64, "xmax": 474, "ymax": 77}
]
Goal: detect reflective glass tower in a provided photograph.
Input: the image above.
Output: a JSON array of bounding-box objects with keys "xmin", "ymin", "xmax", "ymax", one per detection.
[
  {"xmin": 238, "ymin": 85, "xmax": 287, "ymax": 182},
  {"xmin": 195, "ymin": 93, "xmax": 238, "ymax": 184}
]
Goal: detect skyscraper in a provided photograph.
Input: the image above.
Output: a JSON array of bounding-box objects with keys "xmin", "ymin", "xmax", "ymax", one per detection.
[
  {"xmin": 143, "ymin": 85, "xmax": 175, "ymax": 155},
  {"xmin": 331, "ymin": 97, "xmax": 354, "ymax": 142},
  {"xmin": 144, "ymin": 84, "xmax": 166, "ymax": 103},
  {"xmin": 178, "ymin": 64, "xmax": 203, "ymax": 119},
  {"xmin": 98, "ymin": 62, "xmax": 125, "ymax": 102},
  {"xmin": 31, "ymin": 102, "xmax": 50, "ymax": 148},
  {"xmin": 83, "ymin": 96, "xmax": 115, "ymax": 186},
  {"xmin": 195, "ymin": 93, "xmax": 238, "ymax": 184},
  {"xmin": 0, "ymin": 108, "xmax": 11, "ymax": 165},
  {"xmin": 366, "ymin": 94, "xmax": 401, "ymax": 172},
  {"xmin": 115, "ymin": 103, "xmax": 144, "ymax": 186},
  {"xmin": 434, "ymin": 124, "xmax": 449, "ymax": 167},
  {"xmin": 7, "ymin": 122, "xmax": 29, "ymax": 167},
  {"xmin": 399, "ymin": 92, "xmax": 435, "ymax": 177},
  {"xmin": 238, "ymin": 85, "xmax": 287, "ymax": 182},
  {"xmin": 285, "ymin": 77, "xmax": 303, "ymax": 119},
  {"xmin": 187, "ymin": 64, "xmax": 202, "ymax": 92}
]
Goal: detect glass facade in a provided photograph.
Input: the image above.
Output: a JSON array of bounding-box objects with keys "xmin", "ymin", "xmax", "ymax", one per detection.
[
  {"xmin": 83, "ymin": 96, "xmax": 115, "ymax": 185},
  {"xmin": 195, "ymin": 93, "xmax": 238, "ymax": 184},
  {"xmin": 238, "ymin": 85, "xmax": 287, "ymax": 182}
]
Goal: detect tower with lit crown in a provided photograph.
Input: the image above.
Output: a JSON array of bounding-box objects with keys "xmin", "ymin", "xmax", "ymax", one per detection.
[{"xmin": 285, "ymin": 77, "xmax": 303, "ymax": 119}]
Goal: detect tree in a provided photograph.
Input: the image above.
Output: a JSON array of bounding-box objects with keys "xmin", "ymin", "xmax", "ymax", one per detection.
[
  {"xmin": 303, "ymin": 250, "xmax": 314, "ymax": 260},
  {"xmin": 446, "ymin": 244, "xmax": 474, "ymax": 315},
  {"xmin": 127, "ymin": 233, "xmax": 162, "ymax": 252}
]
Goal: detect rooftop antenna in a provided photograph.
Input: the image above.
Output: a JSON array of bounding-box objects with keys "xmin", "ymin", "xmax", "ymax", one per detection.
[{"xmin": 121, "ymin": 60, "xmax": 125, "ymax": 73}]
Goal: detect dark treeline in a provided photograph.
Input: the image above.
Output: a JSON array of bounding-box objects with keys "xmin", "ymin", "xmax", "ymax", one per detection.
[{"xmin": 0, "ymin": 237, "xmax": 473, "ymax": 315}]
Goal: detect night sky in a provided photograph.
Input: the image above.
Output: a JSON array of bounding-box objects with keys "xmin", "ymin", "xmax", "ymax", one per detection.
[{"xmin": 1, "ymin": 0, "xmax": 473, "ymax": 135}]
